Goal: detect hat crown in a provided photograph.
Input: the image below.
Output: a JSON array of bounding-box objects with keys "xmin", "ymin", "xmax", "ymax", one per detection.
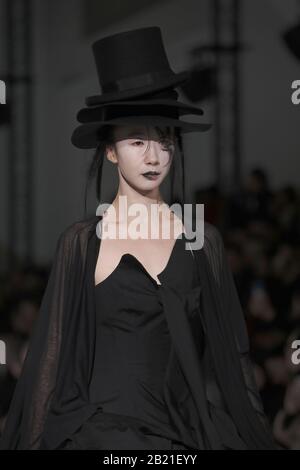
[
  {"xmin": 92, "ymin": 27, "xmax": 173, "ymax": 92},
  {"xmin": 71, "ymin": 27, "xmax": 212, "ymax": 149}
]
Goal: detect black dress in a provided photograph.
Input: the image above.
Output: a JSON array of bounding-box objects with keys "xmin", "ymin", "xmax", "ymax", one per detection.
[
  {"xmin": 60, "ymin": 232, "xmax": 203, "ymax": 450},
  {"xmin": 0, "ymin": 215, "xmax": 277, "ymax": 449}
]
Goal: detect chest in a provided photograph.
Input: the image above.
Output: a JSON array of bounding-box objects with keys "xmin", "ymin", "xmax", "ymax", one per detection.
[{"xmin": 95, "ymin": 236, "xmax": 183, "ymax": 285}]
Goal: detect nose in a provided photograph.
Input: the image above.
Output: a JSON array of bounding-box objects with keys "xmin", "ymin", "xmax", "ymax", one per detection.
[{"xmin": 144, "ymin": 140, "xmax": 161, "ymax": 164}]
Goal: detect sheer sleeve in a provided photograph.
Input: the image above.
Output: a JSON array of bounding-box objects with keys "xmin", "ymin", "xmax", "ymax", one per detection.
[
  {"xmin": 0, "ymin": 216, "xmax": 99, "ymax": 450},
  {"xmin": 0, "ymin": 230, "xmax": 69, "ymax": 449},
  {"xmin": 202, "ymin": 222, "xmax": 274, "ymax": 435}
]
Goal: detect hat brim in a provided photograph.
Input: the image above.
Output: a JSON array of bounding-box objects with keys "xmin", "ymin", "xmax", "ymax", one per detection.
[
  {"xmin": 77, "ymin": 99, "xmax": 204, "ymax": 123},
  {"xmin": 85, "ymin": 70, "xmax": 191, "ymax": 106},
  {"xmin": 71, "ymin": 114, "xmax": 212, "ymax": 149}
]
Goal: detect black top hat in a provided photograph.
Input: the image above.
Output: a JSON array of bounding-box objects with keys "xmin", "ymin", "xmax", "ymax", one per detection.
[
  {"xmin": 86, "ymin": 26, "xmax": 191, "ymax": 105},
  {"xmin": 71, "ymin": 26, "xmax": 212, "ymax": 149}
]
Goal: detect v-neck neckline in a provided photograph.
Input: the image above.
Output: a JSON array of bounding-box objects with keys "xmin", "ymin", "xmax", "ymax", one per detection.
[
  {"xmin": 94, "ymin": 230, "xmax": 186, "ymax": 289},
  {"xmin": 121, "ymin": 231, "xmax": 186, "ymax": 287}
]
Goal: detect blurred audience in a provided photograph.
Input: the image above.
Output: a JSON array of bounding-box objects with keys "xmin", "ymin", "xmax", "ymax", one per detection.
[
  {"xmin": 195, "ymin": 166, "xmax": 300, "ymax": 448},
  {"xmin": 0, "ymin": 266, "xmax": 49, "ymax": 434}
]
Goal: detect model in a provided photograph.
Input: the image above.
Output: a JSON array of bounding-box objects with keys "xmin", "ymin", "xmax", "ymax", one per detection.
[{"xmin": 0, "ymin": 27, "xmax": 278, "ymax": 450}]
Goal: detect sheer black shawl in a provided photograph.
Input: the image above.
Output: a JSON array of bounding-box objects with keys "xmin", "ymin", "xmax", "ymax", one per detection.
[{"xmin": 0, "ymin": 215, "xmax": 277, "ymax": 449}]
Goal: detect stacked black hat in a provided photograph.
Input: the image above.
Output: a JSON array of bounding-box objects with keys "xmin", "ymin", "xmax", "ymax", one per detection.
[{"xmin": 71, "ymin": 26, "xmax": 211, "ymax": 149}]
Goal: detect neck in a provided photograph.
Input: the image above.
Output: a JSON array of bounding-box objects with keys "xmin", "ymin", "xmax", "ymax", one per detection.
[{"xmin": 109, "ymin": 188, "xmax": 167, "ymax": 224}]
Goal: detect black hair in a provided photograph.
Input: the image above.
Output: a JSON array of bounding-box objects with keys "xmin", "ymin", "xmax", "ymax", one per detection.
[{"xmin": 83, "ymin": 125, "xmax": 185, "ymax": 218}]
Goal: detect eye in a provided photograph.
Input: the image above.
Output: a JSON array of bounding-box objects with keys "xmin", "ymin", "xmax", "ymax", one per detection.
[
  {"xmin": 132, "ymin": 140, "xmax": 144, "ymax": 146},
  {"xmin": 160, "ymin": 140, "xmax": 175, "ymax": 152}
]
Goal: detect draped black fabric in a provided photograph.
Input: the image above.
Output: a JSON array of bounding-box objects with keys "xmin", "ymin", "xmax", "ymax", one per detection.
[
  {"xmin": 0, "ymin": 215, "xmax": 278, "ymax": 449},
  {"xmin": 193, "ymin": 226, "xmax": 277, "ymax": 448}
]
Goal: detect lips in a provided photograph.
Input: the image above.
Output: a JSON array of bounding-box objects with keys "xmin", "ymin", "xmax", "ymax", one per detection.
[
  {"xmin": 142, "ymin": 171, "xmax": 161, "ymax": 180},
  {"xmin": 142, "ymin": 171, "xmax": 160, "ymax": 176}
]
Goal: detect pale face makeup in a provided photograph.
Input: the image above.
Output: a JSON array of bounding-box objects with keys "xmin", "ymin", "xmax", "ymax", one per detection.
[{"xmin": 106, "ymin": 125, "xmax": 176, "ymax": 193}]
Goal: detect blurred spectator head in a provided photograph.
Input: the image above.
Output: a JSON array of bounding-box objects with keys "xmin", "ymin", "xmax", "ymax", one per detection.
[
  {"xmin": 8, "ymin": 294, "xmax": 39, "ymax": 338},
  {"xmin": 225, "ymin": 241, "xmax": 245, "ymax": 273},
  {"xmin": 272, "ymin": 243, "xmax": 300, "ymax": 284},
  {"xmin": 246, "ymin": 168, "xmax": 269, "ymax": 194},
  {"xmin": 283, "ymin": 375, "xmax": 300, "ymax": 415}
]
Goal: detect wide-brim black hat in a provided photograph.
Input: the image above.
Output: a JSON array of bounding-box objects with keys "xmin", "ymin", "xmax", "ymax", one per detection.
[
  {"xmin": 72, "ymin": 115, "xmax": 212, "ymax": 149},
  {"xmin": 71, "ymin": 27, "xmax": 212, "ymax": 149}
]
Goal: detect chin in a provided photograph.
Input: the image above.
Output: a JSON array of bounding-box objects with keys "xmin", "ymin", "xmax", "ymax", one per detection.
[{"xmin": 142, "ymin": 182, "xmax": 163, "ymax": 192}]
